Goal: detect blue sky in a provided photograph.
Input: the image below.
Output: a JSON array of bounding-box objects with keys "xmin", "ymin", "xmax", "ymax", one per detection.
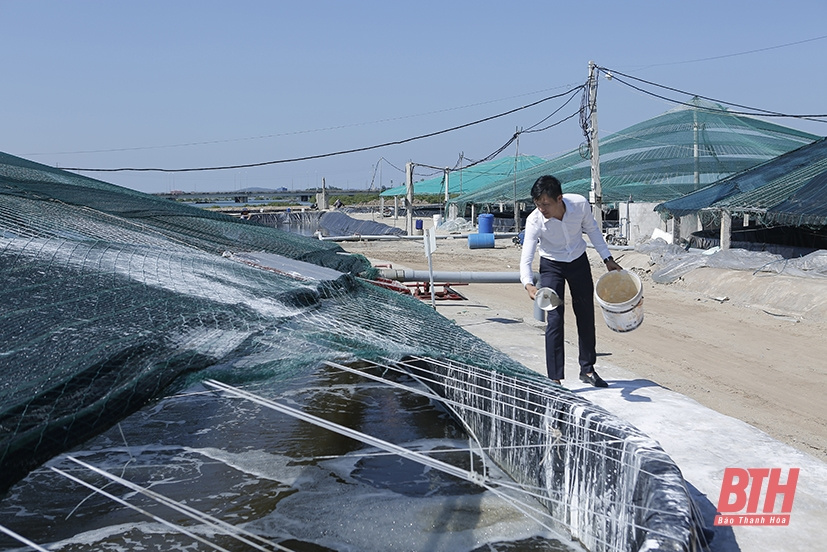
[{"xmin": 2, "ymin": 0, "xmax": 826, "ymax": 194}]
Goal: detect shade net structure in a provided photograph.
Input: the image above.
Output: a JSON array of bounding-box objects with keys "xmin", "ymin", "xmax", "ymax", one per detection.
[
  {"xmin": 450, "ymin": 98, "xmax": 819, "ymax": 213},
  {"xmin": 656, "ymin": 137, "xmax": 827, "ymax": 228},
  {"xmin": 0, "ymin": 152, "xmax": 706, "ymax": 551},
  {"xmin": 380, "ymin": 155, "xmax": 547, "ymax": 198}
]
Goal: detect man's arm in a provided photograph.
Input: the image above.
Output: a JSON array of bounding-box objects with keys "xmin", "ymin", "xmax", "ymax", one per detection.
[
  {"xmin": 520, "ymin": 217, "xmax": 540, "ymax": 299},
  {"xmin": 581, "ymin": 202, "xmax": 619, "ymax": 269}
]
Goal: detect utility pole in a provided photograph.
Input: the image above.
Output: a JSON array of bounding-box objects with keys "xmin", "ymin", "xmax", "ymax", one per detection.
[
  {"xmin": 406, "ymin": 162, "xmax": 414, "ymax": 236},
  {"xmin": 693, "ymin": 108, "xmax": 703, "ymax": 190},
  {"xmin": 513, "ymin": 129, "xmax": 521, "ymax": 233},
  {"xmin": 587, "ymin": 61, "xmax": 603, "ymax": 233}
]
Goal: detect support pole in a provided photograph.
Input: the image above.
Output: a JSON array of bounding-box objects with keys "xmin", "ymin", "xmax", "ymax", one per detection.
[
  {"xmin": 513, "ymin": 130, "xmax": 521, "ymax": 233},
  {"xmin": 693, "ymin": 109, "xmax": 701, "ymax": 190},
  {"xmin": 406, "ymin": 162, "xmax": 414, "ymax": 236},
  {"xmin": 587, "ymin": 61, "xmax": 603, "ymax": 233},
  {"xmin": 720, "ymin": 209, "xmax": 732, "ymax": 250},
  {"xmin": 318, "ymin": 177, "xmax": 328, "ymax": 210}
]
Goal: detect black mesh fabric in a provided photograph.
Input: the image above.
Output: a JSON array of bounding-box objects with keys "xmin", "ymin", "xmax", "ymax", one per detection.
[{"xmin": 0, "ymin": 152, "xmax": 525, "ymax": 494}]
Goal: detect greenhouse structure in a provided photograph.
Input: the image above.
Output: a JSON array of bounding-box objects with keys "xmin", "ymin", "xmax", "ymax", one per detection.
[{"xmin": 450, "ymin": 98, "xmax": 820, "ymax": 245}]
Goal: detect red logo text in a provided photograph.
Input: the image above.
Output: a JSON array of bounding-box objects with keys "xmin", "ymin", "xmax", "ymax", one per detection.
[{"xmin": 715, "ymin": 467, "xmax": 799, "ymax": 526}]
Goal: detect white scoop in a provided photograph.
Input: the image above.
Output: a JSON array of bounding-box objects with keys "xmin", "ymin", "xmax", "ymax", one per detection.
[
  {"xmin": 533, "ymin": 287, "xmax": 562, "ymax": 322},
  {"xmin": 535, "ymin": 287, "xmax": 562, "ymax": 310}
]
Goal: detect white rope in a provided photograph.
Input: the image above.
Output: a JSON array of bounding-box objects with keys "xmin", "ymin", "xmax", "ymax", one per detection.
[
  {"xmin": 202, "ymin": 378, "xmax": 690, "ymax": 547},
  {"xmin": 64, "ymin": 456, "xmax": 293, "ymax": 552},
  {"xmin": 0, "ymin": 524, "xmax": 51, "ymax": 552},
  {"xmin": 324, "ymin": 360, "xmax": 542, "ymax": 434},
  {"xmin": 202, "ymin": 379, "xmax": 564, "ymax": 532},
  {"xmin": 50, "ymin": 466, "xmax": 233, "ymax": 552},
  {"xmin": 204, "ymin": 379, "xmax": 481, "ymax": 484},
  {"xmin": 389, "ymin": 356, "xmax": 684, "ymax": 481}
]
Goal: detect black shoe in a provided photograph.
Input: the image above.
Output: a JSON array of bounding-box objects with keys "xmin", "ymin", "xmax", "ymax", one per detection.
[{"xmin": 580, "ymin": 372, "xmax": 608, "ymax": 388}]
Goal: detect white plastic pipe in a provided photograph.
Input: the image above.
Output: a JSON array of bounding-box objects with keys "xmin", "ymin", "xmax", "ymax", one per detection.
[
  {"xmin": 319, "ymin": 232, "xmax": 519, "ymax": 242},
  {"xmin": 378, "ymin": 268, "xmax": 535, "ymax": 284}
]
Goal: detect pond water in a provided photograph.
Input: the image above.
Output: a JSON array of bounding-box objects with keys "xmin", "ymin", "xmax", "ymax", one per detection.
[{"xmin": 0, "ymin": 362, "xmax": 577, "ymax": 551}]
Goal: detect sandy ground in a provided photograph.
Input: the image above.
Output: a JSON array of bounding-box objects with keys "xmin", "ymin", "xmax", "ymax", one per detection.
[{"xmin": 336, "ymin": 214, "xmax": 827, "ymax": 463}]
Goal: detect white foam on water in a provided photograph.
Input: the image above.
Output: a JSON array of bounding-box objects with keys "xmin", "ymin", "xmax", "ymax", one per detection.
[
  {"xmin": 184, "ymin": 446, "xmax": 309, "ymax": 486},
  {"xmin": 243, "ymin": 441, "xmax": 580, "ymax": 552}
]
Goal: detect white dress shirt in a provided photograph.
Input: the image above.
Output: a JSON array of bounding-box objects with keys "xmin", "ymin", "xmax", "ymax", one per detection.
[{"xmin": 519, "ymin": 194, "xmax": 611, "ymax": 287}]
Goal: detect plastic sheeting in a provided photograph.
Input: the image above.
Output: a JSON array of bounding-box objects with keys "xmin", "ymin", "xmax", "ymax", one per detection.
[
  {"xmin": 637, "ymin": 240, "xmax": 827, "ymax": 283},
  {"xmin": 319, "ymin": 210, "xmax": 405, "ymax": 236}
]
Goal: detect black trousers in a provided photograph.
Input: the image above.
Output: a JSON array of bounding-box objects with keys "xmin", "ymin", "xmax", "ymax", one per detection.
[{"xmin": 539, "ymin": 252, "xmax": 596, "ymax": 380}]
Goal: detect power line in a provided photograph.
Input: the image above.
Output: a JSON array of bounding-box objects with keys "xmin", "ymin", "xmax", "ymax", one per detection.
[
  {"xmin": 62, "ymin": 86, "xmax": 585, "ymax": 173},
  {"xmin": 413, "ymin": 85, "xmax": 583, "ymax": 171},
  {"xmin": 599, "ymin": 66, "xmax": 827, "ymax": 121},
  {"xmin": 631, "ymin": 33, "xmax": 827, "ymax": 70},
  {"xmin": 29, "ymin": 84, "xmax": 582, "ymax": 157}
]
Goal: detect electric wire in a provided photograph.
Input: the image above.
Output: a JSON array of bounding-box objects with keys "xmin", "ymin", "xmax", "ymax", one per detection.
[
  {"xmin": 630, "ymin": 33, "xmax": 827, "ymax": 70},
  {"xmin": 598, "ymin": 66, "xmax": 827, "ymax": 121},
  {"xmin": 61, "ymin": 87, "xmax": 585, "ymax": 173},
  {"xmin": 28, "ymin": 84, "xmax": 583, "ymax": 157},
  {"xmin": 415, "ymin": 86, "xmax": 583, "ymax": 172}
]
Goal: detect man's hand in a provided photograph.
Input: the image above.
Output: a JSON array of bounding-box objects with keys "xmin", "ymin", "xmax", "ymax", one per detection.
[
  {"xmin": 525, "ymin": 283, "xmax": 538, "ymax": 300},
  {"xmin": 605, "ymin": 258, "xmax": 623, "ymax": 272}
]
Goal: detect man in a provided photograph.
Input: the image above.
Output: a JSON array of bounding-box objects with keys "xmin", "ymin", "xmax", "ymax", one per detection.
[{"xmin": 520, "ymin": 175, "xmax": 622, "ymax": 387}]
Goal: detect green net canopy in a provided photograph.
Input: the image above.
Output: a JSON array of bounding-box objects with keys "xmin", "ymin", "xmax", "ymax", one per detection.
[
  {"xmin": 656, "ymin": 137, "xmax": 827, "ymax": 227},
  {"xmin": 451, "ymin": 98, "xmax": 820, "ymax": 211},
  {"xmin": 0, "ymin": 151, "xmax": 528, "ymax": 494},
  {"xmin": 0, "ymin": 152, "xmax": 706, "ymax": 551},
  {"xmin": 380, "ymin": 155, "xmax": 547, "ymax": 198}
]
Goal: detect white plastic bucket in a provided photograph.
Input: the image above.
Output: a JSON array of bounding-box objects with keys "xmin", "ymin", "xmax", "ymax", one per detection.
[
  {"xmin": 595, "ymin": 270, "xmax": 644, "ymax": 332},
  {"xmin": 433, "ymin": 214, "xmax": 443, "ymax": 228}
]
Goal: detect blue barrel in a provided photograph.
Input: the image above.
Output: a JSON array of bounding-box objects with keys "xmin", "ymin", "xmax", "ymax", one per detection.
[
  {"xmin": 468, "ymin": 233, "xmax": 495, "ymax": 249},
  {"xmin": 415, "ymin": 219, "xmax": 423, "ymax": 230},
  {"xmin": 478, "ymin": 213, "xmax": 494, "ymax": 234}
]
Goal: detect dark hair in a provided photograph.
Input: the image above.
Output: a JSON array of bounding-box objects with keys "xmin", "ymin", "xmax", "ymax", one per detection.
[{"xmin": 530, "ymin": 175, "xmax": 563, "ymax": 200}]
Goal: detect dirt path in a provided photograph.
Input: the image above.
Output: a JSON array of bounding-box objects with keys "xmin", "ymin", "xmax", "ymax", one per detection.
[{"xmin": 339, "ymin": 233, "xmax": 827, "ymax": 462}]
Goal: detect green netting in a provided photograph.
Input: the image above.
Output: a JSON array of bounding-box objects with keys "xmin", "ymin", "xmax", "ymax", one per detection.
[
  {"xmin": 380, "ymin": 155, "xmax": 547, "ymax": 198},
  {"xmin": 0, "ymin": 151, "xmax": 532, "ymax": 494},
  {"xmin": 656, "ymin": 137, "xmax": 827, "ymax": 227},
  {"xmin": 0, "ymin": 151, "xmax": 706, "ymax": 552},
  {"xmin": 451, "ymin": 98, "xmax": 820, "ymax": 211}
]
